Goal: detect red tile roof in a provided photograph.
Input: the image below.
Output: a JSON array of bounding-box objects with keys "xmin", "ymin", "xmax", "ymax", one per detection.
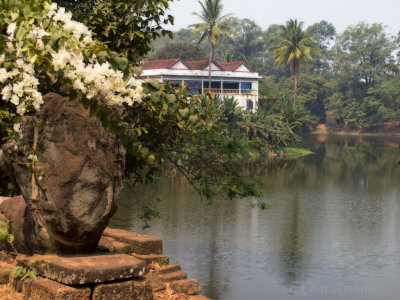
[
  {"xmin": 218, "ymin": 61, "xmax": 251, "ymax": 72},
  {"xmin": 141, "ymin": 58, "xmax": 253, "ymax": 72},
  {"xmin": 185, "ymin": 60, "xmax": 209, "ymax": 70},
  {"xmin": 141, "ymin": 58, "xmax": 182, "ymax": 70}
]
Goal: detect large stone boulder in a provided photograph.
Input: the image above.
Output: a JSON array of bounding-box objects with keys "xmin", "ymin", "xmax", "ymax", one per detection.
[{"xmin": 0, "ymin": 93, "xmax": 125, "ymax": 254}]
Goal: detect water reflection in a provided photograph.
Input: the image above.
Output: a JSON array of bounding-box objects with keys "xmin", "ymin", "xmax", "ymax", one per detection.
[{"xmin": 112, "ymin": 134, "xmax": 400, "ymax": 300}]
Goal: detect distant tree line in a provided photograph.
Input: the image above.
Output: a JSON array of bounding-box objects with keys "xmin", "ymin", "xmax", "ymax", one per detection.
[{"xmin": 148, "ymin": 19, "xmax": 400, "ymax": 127}]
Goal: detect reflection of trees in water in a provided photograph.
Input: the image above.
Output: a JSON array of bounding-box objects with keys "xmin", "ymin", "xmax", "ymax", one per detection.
[
  {"xmin": 276, "ymin": 191, "xmax": 305, "ymax": 286},
  {"xmin": 252, "ymin": 135, "xmax": 400, "ymax": 193},
  {"xmin": 321, "ymin": 136, "xmax": 400, "ymax": 191}
]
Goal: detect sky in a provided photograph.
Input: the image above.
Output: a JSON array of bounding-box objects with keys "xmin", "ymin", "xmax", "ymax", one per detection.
[{"xmin": 165, "ymin": 0, "xmax": 400, "ymax": 35}]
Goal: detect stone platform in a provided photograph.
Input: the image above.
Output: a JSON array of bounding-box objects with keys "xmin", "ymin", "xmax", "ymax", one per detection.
[{"xmin": 0, "ymin": 227, "xmax": 211, "ymax": 299}]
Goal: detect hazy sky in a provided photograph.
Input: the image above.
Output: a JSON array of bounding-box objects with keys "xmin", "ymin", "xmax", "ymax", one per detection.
[{"xmin": 166, "ymin": 0, "xmax": 400, "ymax": 35}]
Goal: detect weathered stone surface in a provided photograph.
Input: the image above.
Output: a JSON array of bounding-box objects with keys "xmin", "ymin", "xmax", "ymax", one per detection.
[
  {"xmin": 0, "ymin": 93, "xmax": 125, "ymax": 254},
  {"xmin": 17, "ymin": 253, "xmax": 145, "ymax": 285},
  {"xmin": 158, "ymin": 264, "xmax": 181, "ymax": 275},
  {"xmin": 29, "ymin": 277, "xmax": 91, "ymax": 300},
  {"xmin": 145, "ymin": 272, "xmax": 166, "ymax": 292},
  {"xmin": 98, "ymin": 236, "xmax": 131, "ymax": 254},
  {"xmin": 189, "ymin": 296, "xmax": 212, "ymax": 300},
  {"xmin": 9, "ymin": 274, "xmax": 23, "ymax": 292},
  {"xmin": 132, "ymin": 278, "xmax": 154, "ymax": 300},
  {"xmin": 104, "ymin": 228, "xmax": 162, "ymax": 255},
  {"xmin": 0, "ymin": 196, "xmax": 28, "ymax": 254},
  {"xmin": 0, "ymin": 261, "xmax": 12, "ymax": 284},
  {"xmin": 22, "ymin": 278, "xmax": 33, "ymax": 298},
  {"xmin": 161, "ymin": 270, "xmax": 187, "ymax": 282},
  {"xmin": 92, "ymin": 278, "xmax": 153, "ymax": 300},
  {"xmin": 169, "ymin": 279, "xmax": 201, "ymax": 295},
  {"xmin": 132, "ymin": 254, "xmax": 169, "ymax": 266},
  {"xmin": 0, "ymin": 250, "xmax": 16, "ymax": 264}
]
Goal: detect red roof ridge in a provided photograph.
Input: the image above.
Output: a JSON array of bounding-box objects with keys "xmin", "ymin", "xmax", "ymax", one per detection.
[
  {"xmin": 142, "ymin": 57, "xmax": 181, "ymax": 63},
  {"xmin": 186, "ymin": 59, "xmax": 209, "ymax": 63}
]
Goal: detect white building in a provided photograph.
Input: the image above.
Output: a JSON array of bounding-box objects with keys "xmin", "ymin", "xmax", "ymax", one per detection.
[{"xmin": 140, "ymin": 58, "xmax": 261, "ymax": 111}]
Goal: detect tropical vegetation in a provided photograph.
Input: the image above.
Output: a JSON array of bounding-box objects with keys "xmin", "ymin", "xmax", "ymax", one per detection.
[
  {"xmin": 190, "ymin": 0, "xmax": 235, "ymax": 89},
  {"xmin": 151, "ymin": 18, "xmax": 400, "ymax": 128}
]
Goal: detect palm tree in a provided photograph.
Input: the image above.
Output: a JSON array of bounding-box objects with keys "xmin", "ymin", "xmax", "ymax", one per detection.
[
  {"xmin": 269, "ymin": 19, "xmax": 320, "ymax": 105},
  {"xmin": 190, "ymin": 0, "xmax": 234, "ymax": 91}
]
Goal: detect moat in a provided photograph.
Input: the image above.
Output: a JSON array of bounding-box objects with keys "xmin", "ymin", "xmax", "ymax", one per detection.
[{"xmin": 112, "ymin": 134, "xmax": 400, "ymax": 300}]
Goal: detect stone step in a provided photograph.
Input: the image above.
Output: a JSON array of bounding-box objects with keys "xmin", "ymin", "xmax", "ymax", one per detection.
[
  {"xmin": 169, "ymin": 278, "xmax": 201, "ymax": 295},
  {"xmin": 132, "ymin": 253, "xmax": 169, "ymax": 266},
  {"xmin": 103, "ymin": 228, "xmax": 162, "ymax": 255},
  {"xmin": 98, "ymin": 236, "xmax": 131, "ymax": 254},
  {"xmin": 28, "ymin": 277, "xmax": 91, "ymax": 300},
  {"xmin": 189, "ymin": 296, "xmax": 212, "ymax": 300},
  {"xmin": 17, "ymin": 253, "xmax": 146, "ymax": 285},
  {"xmin": 158, "ymin": 264, "xmax": 181, "ymax": 275},
  {"xmin": 161, "ymin": 270, "xmax": 187, "ymax": 282},
  {"xmin": 0, "ymin": 261, "xmax": 12, "ymax": 284}
]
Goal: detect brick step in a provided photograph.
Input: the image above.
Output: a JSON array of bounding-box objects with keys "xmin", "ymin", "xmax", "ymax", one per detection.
[
  {"xmin": 132, "ymin": 253, "xmax": 169, "ymax": 266},
  {"xmin": 158, "ymin": 264, "xmax": 181, "ymax": 275},
  {"xmin": 103, "ymin": 228, "xmax": 162, "ymax": 255},
  {"xmin": 169, "ymin": 279, "xmax": 201, "ymax": 296},
  {"xmin": 161, "ymin": 270, "xmax": 187, "ymax": 282}
]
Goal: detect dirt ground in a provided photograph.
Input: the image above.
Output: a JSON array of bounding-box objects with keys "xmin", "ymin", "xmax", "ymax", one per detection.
[{"xmin": 0, "ymin": 284, "xmax": 23, "ymax": 300}]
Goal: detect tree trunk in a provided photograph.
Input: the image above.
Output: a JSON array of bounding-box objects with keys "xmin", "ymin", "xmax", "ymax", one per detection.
[
  {"xmin": 208, "ymin": 42, "xmax": 215, "ymax": 92},
  {"xmin": 293, "ymin": 60, "xmax": 299, "ymax": 106}
]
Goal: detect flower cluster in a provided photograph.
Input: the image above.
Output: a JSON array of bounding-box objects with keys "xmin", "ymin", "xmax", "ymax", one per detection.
[
  {"xmin": 0, "ymin": 1, "xmax": 143, "ymax": 118},
  {"xmin": 0, "ymin": 56, "xmax": 43, "ymax": 115}
]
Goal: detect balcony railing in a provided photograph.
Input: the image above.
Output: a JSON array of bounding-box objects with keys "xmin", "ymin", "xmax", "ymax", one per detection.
[{"xmin": 203, "ymin": 89, "xmax": 258, "ymax": 95}]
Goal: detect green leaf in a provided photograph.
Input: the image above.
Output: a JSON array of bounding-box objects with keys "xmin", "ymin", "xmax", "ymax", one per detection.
[
  {"xmin": 178, "ymin": 108, "xmax": 189, "ymax": 117},
  {"xmin": 7, "ymin": 234, "xmax": 14, "ymax": 243}
]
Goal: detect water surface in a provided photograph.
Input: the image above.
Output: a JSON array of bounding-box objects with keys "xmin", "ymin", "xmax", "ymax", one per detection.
[{"xmin": 112, "ymin": 134, "xmax": 400, "ymax": 300}]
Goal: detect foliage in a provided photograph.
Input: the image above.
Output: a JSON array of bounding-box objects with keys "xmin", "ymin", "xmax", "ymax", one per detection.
[
  {"xmin": 190, "ymin": 0, "xmax": 235, "ymax": 87},
  {"xmin": 148, "ymin": 42, "xmax": 208, "ymax": 61},
  {"xmin": 306, "ymin": 20, "xmax": 336, "ymax": 74},
  {"xmin": 0, "ymin": 0, "xmax": 263, "ymax": 206},
  {"xmin": 269, "ymin": 19, "xmax": 321, "ymax": 105},
  {"xmin": 10, "ymin": 265, "xmax": 37, "ymax": 281},
  {"xmin": 0, "ymin": 219, "xmax": 16, "ymax": 252},
  {"xmin": 54, "ymin": 0, "xmax": 174, "ymax": 64}
]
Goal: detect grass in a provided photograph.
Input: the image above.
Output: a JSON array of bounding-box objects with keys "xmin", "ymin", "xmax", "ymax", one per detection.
[{"xmin": 275, "ymin": 147, "xmax": 314, "ymax": 160}]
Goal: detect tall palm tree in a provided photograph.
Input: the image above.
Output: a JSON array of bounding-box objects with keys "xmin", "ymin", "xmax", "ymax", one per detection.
[
  {"xmin": 190, "ymin": 0, "xmax": 234, "ymax": 91},
  {"xmin": 269, "ymin": 19, "xmax": 320, "ymax": 105}
]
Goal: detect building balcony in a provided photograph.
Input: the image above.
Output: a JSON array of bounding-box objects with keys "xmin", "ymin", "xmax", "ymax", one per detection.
[{"xmin": 203, "ymin": 89, "xmax": 258, "ymax": 96}]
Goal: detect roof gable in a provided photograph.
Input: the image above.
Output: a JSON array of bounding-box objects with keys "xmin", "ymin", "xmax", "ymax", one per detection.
[
  {"xmin": 141, "ymin": 58, "xmax": 184, "ymax": 70},
  {"xmin": 170, "ymin": 60, "xmax": 190, "ymax": 70},
  {"xmin": 186, "ymin": 60, "xmax": 209, "ymax": 70},
  {"xmin": 218, "ymin": 61, "xmax": 253, "ymax": 72}
]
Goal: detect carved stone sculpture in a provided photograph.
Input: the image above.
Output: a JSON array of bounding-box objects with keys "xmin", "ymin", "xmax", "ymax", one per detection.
[{"xmin": 0, "ymin": 93, "xmax": 125, "ymax": 254}]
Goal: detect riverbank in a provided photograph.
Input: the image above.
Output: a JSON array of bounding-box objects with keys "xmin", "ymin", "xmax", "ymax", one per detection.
[{"xmin": 312, "ymin": 123, "xmax": 400, "ymax": 136}]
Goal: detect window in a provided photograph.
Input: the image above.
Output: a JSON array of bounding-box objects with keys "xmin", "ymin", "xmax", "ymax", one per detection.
[
  {"xmin": 223, "ymin": 82, "xmax": 239, "ymax": 90},
  {"xmin": 203, "ymin": 81, "xmax": 221, "ymax": 89},
  {"xmin": 185, "ymin": 81, "xmax": 202, "ymax": 94},
  {"xmin": 246, "ymin": 100, "xmax": 253, "ymax": 110},
  {"xmin": 241, "ymin": 82, "xmax": 252, "ymax": 92}
]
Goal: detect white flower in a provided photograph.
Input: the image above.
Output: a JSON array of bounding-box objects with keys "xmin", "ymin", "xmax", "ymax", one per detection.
[
  {"xmin": 13, "ymin": 123, "xmax": 21, "ymax": 133},
  {"xmin": 7, "ymin": 22, "xmax": 17, "ymax": 36},
  {"xmin": 0, "ymin": 68, "xmax": 8, "ymax": 83},
  {"xmin": 35, "ymin": 39, "xmax": 44, "ymax": 50},
  {"xmin": 1, "ymin": 84, "xmax": 12, "ymax": 101},
  {"xmin": 16, "ymin": 103, "xmax": 26, "ymax": 115},
  {"xmin": 10, "ymin": 94, "xmax": 20, "ymax": 105},
  {"xmin": 27, "ymin": 154, "xmax": 38, "ymax": 163},
  {"xmin": 13, "ymin": 82, "xmax": 24, "ymax": 97}
]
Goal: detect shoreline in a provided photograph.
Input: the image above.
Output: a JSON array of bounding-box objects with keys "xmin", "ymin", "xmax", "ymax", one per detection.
[{"xmin": 312, "ymin": 123, "xmax": 400, "ymax": 137}]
